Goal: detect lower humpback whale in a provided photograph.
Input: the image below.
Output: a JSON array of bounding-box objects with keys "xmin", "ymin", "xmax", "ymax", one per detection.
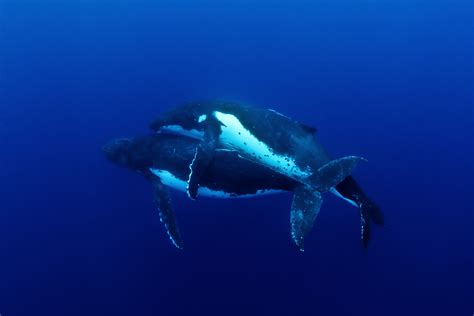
[
  {"xmin": 149, "ymin": 101, "xmax": 383, "ymax": 246},
  {"xmin": 103, "ymin": 133, "xmax": 364, "ymax": 251}
]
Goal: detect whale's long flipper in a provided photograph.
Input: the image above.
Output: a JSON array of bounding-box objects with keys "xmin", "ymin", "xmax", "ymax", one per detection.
[
  {"xmin": 291, "ymin": 186, "xmax": 322, "ymax": 252},
  {"xmin": 186, "ymin": 119, "xmax": 221, "ymax": 200},
  {"xmin": 153, "ymin": 180, "xmax": 183, "ymax": 249}
]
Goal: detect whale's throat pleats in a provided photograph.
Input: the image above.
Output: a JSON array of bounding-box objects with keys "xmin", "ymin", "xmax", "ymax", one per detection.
[{"xmin": 213, "ymin": 111, "xmax": 311, "ymax": 179}]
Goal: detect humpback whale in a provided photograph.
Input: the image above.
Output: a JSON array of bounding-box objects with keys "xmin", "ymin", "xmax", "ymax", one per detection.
[
  {"xmin": 149, "ymin": 101, "xmax": 383, "ymax": 246},
  {"xmin": 103, "ymin": 133, "xmax": 364, "ymax": 251}
]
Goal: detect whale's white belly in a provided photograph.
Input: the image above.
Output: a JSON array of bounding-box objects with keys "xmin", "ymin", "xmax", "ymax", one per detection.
[{"xmin": 149, "ymin": 168, "xmax": 283, "ymax": 199}]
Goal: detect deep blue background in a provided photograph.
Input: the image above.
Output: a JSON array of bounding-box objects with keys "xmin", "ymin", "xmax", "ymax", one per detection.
[{"xmin": 1, "ymin": 0, "xmax": 472, "ymax": 315}]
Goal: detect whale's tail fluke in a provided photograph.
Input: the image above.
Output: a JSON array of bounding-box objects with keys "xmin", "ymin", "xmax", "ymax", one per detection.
[
  {"xmin": 291, "ymin": 156, "xmax": 365, "ymax": 251},
  {"xmin": 334, "ymin": 176, "xmax": 384, "ymax": 247},
  {"xmin": 361, "ymin": 194, "xmax": 383, "ymax": 226}
]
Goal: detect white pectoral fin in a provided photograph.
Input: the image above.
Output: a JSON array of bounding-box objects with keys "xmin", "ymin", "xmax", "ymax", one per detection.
[
  {"xmin": 186, "ymin": 120, "xmax": 221, "ymax": 200},
  {"xmin": 152, "ymin": 179, "xmax": 183, "ymax": 249},
  {"xmin": 290, "ymin": 186, "xmax": 322, "ymax": 252},
  {"xmin": 212, "ymin": 111, "xmax": 310, "ymax": 179}
]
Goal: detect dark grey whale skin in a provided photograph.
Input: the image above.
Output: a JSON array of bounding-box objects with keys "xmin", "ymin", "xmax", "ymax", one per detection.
[
  {"xmin": 104, "ymin": 133, "xmax": 364, "ymax": 251},
  {"xmin": 149, "ymin": 100, "xmax": 383, "ymax": 246},
  {"xmin": 103, "ymin": 133, "xmax": 299, "ymax": 197},
  {"xmin": 150, "ymin": 100, "xmax": 330, "ymax": 174}
]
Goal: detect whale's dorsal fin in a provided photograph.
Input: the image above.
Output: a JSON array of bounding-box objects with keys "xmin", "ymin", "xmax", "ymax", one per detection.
[
  {"xmin": 290, "ymin": 186, "xmax": 322, "ymax": 251},
  {"xmin": 152, "ymin": 179, "xmax": 183, "ymax": 249}
]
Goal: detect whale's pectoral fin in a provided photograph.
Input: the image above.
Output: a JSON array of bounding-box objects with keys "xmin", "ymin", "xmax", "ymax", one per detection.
[
  {"xmin": 152, "ymin": 180, "xmax": 183, "ymax": 249},
  {"xmin": 186, "ymin": 119, "xmax": 221, "ymax": 200},
  {"xmin": 310, "ymin": 156, "xmax": 366, "ymax": 192},
  {"xmin": 290, "ymin": 186, "xmax": 322, "ymax": 252}
]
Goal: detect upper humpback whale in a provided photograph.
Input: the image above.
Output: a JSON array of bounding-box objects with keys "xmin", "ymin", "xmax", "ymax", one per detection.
[
  {"xmin": 149, "ymin": 100, "xmax": 383, "ymax": 246},
  {"xmin": 103, "ymin": 133, "xmax": 364, "ymax": 251}
]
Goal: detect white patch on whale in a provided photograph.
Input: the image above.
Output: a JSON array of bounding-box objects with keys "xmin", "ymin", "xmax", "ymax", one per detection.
[
  {"xmin": 212, "ymin": 111, "xmax": 311, "ymax": 179},
  {"xmin": 329, "ymin": 187, "xmax": 359, "ymax": 208},
  {"xmin": 159, "ymin": 125, "xmax": 204, "ymax": 140},
  {"xmin": 150, "ymin": 168, "xmax": 283, "ymax": 199},
  {"xmin": 267, "ymin": 109, "xmax": 288, "ymax": 118},
  {"xmin": 186, "ymin": 148, "xmax": 199, "ymax": 199},
  {"xmin": 198, "ymin": 114, "xmax": 207, "ymax": 123}
]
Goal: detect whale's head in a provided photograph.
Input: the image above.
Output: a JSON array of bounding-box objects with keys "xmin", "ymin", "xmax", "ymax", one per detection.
[{"xmin": 102, "ymin": 138, "xmax": 135, "ymax": 168}]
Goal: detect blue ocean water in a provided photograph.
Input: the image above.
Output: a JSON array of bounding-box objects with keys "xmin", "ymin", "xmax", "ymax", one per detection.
[{"xmin": 1, "ymin": 0, "xmax": 472, "ymax": 315}]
